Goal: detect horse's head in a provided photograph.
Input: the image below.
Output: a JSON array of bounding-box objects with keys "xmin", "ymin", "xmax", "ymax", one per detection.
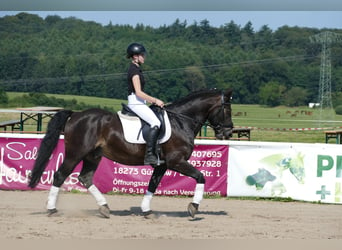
[{"xmin": 207, "ymin": 88, "xmax": 234, "ymax": 140}]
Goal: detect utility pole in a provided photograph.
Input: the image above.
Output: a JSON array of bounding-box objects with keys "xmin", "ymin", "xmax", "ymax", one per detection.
[{"xmin": 309, "ymin": 31, "xmax": 342, "ymax": 127}]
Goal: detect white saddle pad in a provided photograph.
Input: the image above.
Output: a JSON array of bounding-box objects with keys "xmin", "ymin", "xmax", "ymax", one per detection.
[{"xmin": 117, "ymin": 111, "xmax": 172, "ymax": 144}]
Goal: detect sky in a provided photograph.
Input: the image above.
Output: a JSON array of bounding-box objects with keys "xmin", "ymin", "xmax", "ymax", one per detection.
[{"xmin": 0, "ymin": 11, "xmax": 341, "ymax": 31}]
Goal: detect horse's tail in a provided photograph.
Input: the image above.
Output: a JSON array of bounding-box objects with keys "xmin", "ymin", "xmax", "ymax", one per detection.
[{"xmin": 28, "ymin": 110, "xmax": 73, "ymax": 188}]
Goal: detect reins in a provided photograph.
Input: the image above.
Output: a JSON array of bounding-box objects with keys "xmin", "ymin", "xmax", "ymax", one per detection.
[
  {"xmin": 164, "ymin": 91, "xmax": 231, "ymax": 129},
  {"xmin": 164, "ymin": 107, "xmax": 203, "ymax": 126}
]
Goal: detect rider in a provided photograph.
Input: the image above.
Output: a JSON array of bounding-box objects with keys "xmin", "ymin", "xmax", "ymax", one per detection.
[{"xmin": 126, "ymin": 42, "xmax": 165, "ymax": 166}]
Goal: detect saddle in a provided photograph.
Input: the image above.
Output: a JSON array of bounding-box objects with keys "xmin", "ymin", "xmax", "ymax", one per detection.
[{"xmin": 119, "ymin": 103, "xmax": 170, "ymax": 144}]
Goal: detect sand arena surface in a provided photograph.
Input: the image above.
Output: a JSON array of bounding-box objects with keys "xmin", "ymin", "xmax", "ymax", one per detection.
[{"xmin": 0, "ymin": 190, "xmax": 341, "ymax": 239}]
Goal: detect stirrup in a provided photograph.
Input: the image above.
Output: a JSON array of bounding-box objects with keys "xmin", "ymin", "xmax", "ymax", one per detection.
[{"xmin": 144, "ymin": 155, "xmax": 165, "ymax": 166}]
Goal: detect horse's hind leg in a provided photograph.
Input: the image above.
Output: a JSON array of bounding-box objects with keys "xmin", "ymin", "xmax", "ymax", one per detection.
[
  {"xmin": 78, "ymin": 150, "xmax": 110, "ymax": 219},
  {"xmin": 46, "ymin": 158, "xmax": 81, "ymax": 215},
  {"xmin": 141, "ymin": 166, "xmax": 167, "ymax": 216}
]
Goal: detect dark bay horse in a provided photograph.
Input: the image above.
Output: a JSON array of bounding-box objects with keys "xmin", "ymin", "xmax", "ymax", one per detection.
[{"xmin": 28, "ymin": 88, "xmax": 233, "ymax": 218}]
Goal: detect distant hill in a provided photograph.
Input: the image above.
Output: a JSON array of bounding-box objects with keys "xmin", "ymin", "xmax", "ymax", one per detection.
[{"xmin": 1, "ymin": 12, "xmax": 341, "ymax": 107}]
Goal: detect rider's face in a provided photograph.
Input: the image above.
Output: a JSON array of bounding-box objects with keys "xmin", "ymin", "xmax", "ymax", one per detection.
[
  {"xmin": 133, "ymin": 54, "xmax": 145, "ymax": 64},
  {"xmin": 138, "ymin": 54, "xmax": 145, "ymax": 64}
]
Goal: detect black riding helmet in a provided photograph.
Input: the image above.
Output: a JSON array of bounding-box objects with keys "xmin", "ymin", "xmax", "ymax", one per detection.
[{"xmin": 126, "ymin": 43, "xmax": 146, "ymax": 58}]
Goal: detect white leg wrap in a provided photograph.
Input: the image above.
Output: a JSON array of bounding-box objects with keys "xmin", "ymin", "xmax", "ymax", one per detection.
[
  {"xmin": 141, "ymin": 190, "xmax": 153, "ymax": 212},
  {"xmin": 47, "ymin": 186, "xmax": 60, "ymax": 210},
  {"xmin": 193, "ymin": 183, "xmax": 205, "ymax": 204},
  {"xmin": 88, "ymin": 185, "xmax": 107, "ymax": 206}
]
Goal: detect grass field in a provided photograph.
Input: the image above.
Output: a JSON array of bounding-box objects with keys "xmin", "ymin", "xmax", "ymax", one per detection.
[
  {"xmin": 2, "ymin": 92, "xmax": 342, "ymax": 144},
  {"xmin": 229, "ymin": 104, "xmax": 342, "ymax": 143},
  {"xmin": 6, "ymin": 92, "xmax": 126, "ymax": 111}
]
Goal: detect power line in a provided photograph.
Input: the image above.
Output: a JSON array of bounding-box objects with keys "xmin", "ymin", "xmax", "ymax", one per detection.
[
  {"xmin": 0, "ymin": 54, "xmax": 317, "ymax": 88},
  {"xmin": 145, "ymin": 55, "xmax": 317, "ymax": 74}
]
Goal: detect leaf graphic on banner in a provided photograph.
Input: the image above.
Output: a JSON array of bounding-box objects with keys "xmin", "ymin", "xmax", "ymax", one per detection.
[
  {"xmin": 260, "ymin": 154, "xmax": 290, "ymax": 171},
  {"xmin": 288, "ymin": 153, "xmax": 305, "ymax": 184},
  {"xmin": 259, "ymin": 153, "xmax": 305, "ymax": 184},
  {"xmin": 246, "ymin": 168, "xmax": 276, "ymax": 190},
  {"xmin": 335, "ymin": 183, "xmax": 342, "ymax": 203}
]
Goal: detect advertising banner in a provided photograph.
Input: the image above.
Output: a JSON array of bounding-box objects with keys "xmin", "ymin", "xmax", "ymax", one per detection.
[
  {"xmin": 0, "ymin": 135, "xmax": 228, "ymax": 196},
  {"xmin": 227, "ymin": 141, "xmax": 342, "ymax": 204},
  {"xmin": 2, "ymin": 134, "xmax": 342, "ymax": 204}
]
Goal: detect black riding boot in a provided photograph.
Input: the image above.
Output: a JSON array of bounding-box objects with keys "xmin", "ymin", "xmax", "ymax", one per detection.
[{"xmin": 144, "ymin": 126, "xmax": 165, "ymax": 166}]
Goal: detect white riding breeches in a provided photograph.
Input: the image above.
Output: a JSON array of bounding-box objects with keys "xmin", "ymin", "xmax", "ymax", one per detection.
[{"xmin": 127, "ymin": 94, "xmax": 161, "ymax": 128}]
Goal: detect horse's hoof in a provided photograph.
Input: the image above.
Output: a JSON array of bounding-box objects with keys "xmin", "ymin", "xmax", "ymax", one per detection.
[
  {"xmin": 142, "ymin": 210, "xmax": 154, "ymax": 219},
  {"xmin": 187, "ymin": 202, "xmax": 199, "ymax": 218},
  {"xmin": 47, "ymin": 208, "xmax": 58, "ymax": 217},
  {"xmin": 99, "ymin": 204, "xmax": 110, "ymax": 219}
]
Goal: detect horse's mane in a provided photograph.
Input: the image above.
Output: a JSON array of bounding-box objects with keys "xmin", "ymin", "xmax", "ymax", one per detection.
[{"xmin": 167, "ymin": 88, "xmax": 220, "ymax": 108}]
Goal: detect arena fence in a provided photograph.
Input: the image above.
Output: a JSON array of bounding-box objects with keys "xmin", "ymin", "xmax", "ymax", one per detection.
[{"xmin": 0, "ymin": 133, "xmax": 341, "ymax": 204}]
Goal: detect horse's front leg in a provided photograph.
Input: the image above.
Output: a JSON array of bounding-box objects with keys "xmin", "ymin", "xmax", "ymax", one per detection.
[
  {"xmin": 171, "ymin": 161, "xmax": 205, "ymax": 218},
  {"xmin": 188, "ymin": 182, "xmax": 205, "ymax": 218},
  {"xmin": 141, "ymin": 165, "xmax": 167, "ymax": 216}
]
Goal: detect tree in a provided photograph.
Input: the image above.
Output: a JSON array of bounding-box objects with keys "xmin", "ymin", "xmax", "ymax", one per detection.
[
  {"xmin": 45, "ymin": 15, "xmax": 62, "ymax": 26},
  {"xmin": 242, "ymin": 21, "xmax": 254, "ymax": 37},
  {"xmin": 169, "ymin": 19, "xmax": 187, "ymax": 37},
  {"xmin": 259, "ymin": 81, "xmax": 286, "ymax": 107},
  {"xmin": 223, "ymin": 21, "xmax": 241, "ymax": 46},
  {"xmin": 256, "ymin": 25, "xmax": 274, "ymax": 50},
  {"xmin": 283, "ymin": 87, "xmax": 308, "ymax": 107},
  {"xmin": 241, "ymin": 21, "xmax": 255, "ymax": 50},
  {"xmin": 184, "ymin": 66, "xmax": 206, "ymax": 92},
  {"xmin": 0, "ymin": 88, "xmax": 8, "ymax": 105}
]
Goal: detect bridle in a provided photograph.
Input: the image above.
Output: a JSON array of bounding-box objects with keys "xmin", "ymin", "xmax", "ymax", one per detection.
[{"xmin": 207, "ymin": 91, "xmax": 232, "ymax": 135}]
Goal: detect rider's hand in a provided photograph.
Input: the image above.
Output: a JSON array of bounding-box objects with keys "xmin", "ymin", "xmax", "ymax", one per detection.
[{"xmin": 155, "ymin": 98, "xmax": 164, "ymax": 108}]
